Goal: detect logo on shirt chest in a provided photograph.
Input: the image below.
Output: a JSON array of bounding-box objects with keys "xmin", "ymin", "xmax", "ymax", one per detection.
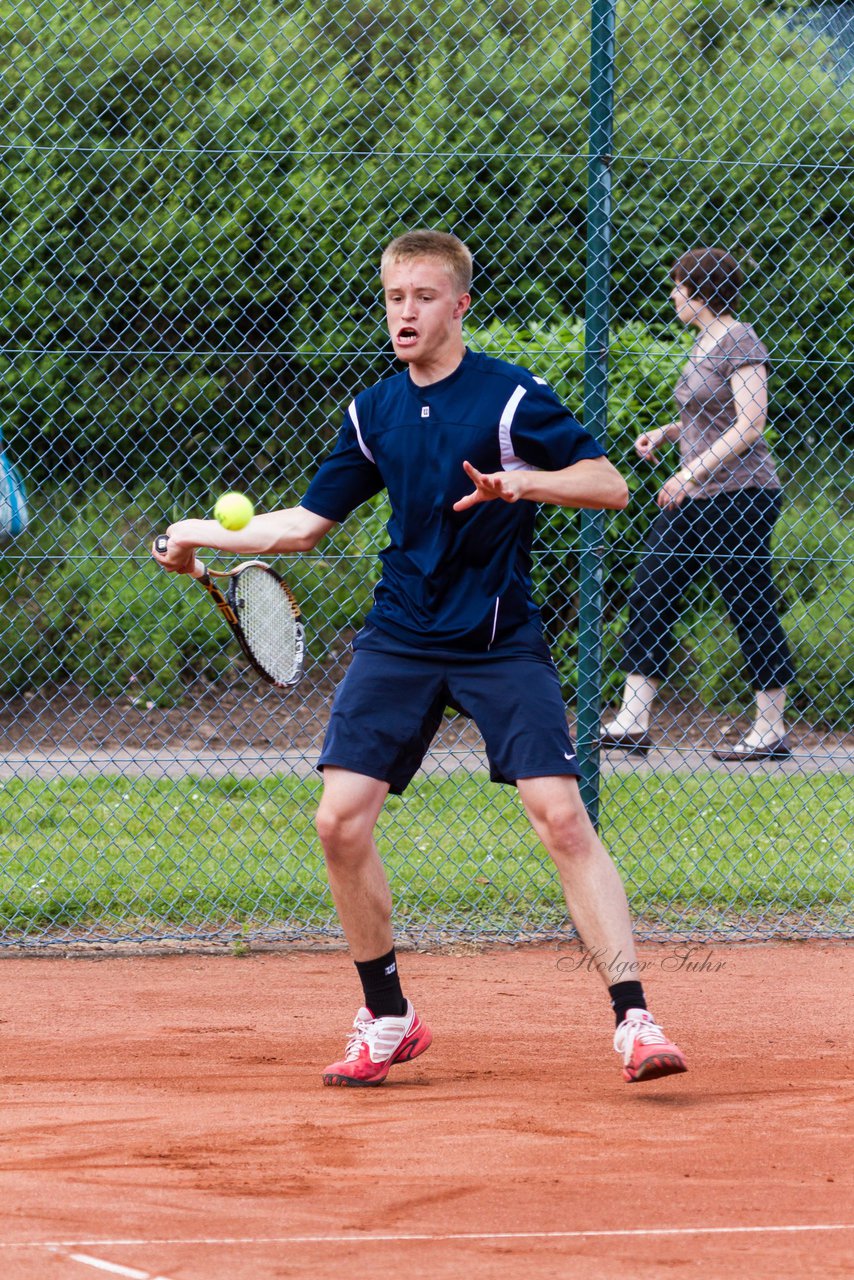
[{"xmin": 421, "ymin": 406, "xmax": 429, "ymax": 418}]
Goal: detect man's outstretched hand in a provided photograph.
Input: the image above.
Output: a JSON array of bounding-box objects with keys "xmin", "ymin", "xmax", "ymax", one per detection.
[{"xmin": 453, "ymin": 460, "xmax": 529, "ymax": 511}]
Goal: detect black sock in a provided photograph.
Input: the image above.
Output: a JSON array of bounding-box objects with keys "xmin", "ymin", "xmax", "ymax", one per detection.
[
  {"xmin": 609, "ymin": 980, "xmax": 646, "ymax": 1028},
  {"xmin": 354, "ymin": 948, "xmax": 406, "ymax": 1018}
]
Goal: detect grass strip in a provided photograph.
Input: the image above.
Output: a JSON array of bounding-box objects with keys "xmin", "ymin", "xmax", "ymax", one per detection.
[{"xmin": 0, "ymin": 770, "xmax": 850, "ymax": 937}]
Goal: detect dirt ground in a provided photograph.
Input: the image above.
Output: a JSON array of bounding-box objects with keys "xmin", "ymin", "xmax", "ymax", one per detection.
[
  {"xmin": 0, "ymin": 942, "xmax": 851, "ymax": 1280},
  {"xmin": 1, "ymin": 667, "xmax": 850, "ymax": 759}
]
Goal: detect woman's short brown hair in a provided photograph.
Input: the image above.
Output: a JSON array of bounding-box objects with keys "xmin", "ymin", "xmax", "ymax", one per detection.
[{"xmin": 670, "ymin": 247, "xmax": 743, "ymax": 314}]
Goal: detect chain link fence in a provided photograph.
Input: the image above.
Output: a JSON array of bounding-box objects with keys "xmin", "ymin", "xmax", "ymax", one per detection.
[{"xmin": 0, "ymin": 0, "xmax": 851, "ymax": 948}]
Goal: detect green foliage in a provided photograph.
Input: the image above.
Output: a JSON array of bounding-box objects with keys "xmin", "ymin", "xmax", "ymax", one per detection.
[
  {"xmin": 3, "ymin": 323, "xmax": 848, "ymax": 724},
  {"xmin": 783, "ymin": 581, "xmax": 853, "ymax": 727},
  {"xmin": 0, "ymin": 0, "xmax": 849, "ymax": 484},
  {"xmin": 611, "ymin": 0, "xmax": 854, "ymax": 439},
  {"xmin": 0, "ymin": 482, "xmax": 383, "ymax": 700}
]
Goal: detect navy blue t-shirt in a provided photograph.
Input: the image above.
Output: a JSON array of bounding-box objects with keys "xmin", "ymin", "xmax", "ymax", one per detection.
[{"xmin": 302, "ymin": 349, "xmax": 605, "ymax": 654}]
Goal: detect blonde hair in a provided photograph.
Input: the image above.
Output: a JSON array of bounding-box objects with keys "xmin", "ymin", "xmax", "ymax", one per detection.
[{"xmin": 381, "ymin": 230, "xmax": 473, "ymax": 294}]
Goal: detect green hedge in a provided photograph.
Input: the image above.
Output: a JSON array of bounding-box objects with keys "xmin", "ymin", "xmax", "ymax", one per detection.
[
  {"xmin": 2, "ymin": 316, "xmax": 849, "ymax": 726},
  {"xmin": 0, "ymin": 0, "xmax": 849, "ymax": 724},
  {"xmin": 0, "ymin": 0, "xmax": 850, "ymax": 484}
]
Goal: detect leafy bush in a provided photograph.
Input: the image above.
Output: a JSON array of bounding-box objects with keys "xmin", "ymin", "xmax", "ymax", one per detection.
[
  {"xmin": 0, "ymin": 0, "xmax": 850, "ymax": 487},
  {"xmin": 0, "ymin": 0, "xmax": 849, "ymax": 724},
  {"xmin": 1, "ymin": 432, "xmax": 849, "ymax": 725},
  {"xmin": 782, "ymin": 579, "xmax": 854, "ymax": 728}
]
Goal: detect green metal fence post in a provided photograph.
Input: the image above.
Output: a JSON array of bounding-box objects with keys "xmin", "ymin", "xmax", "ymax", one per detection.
[{"xmin": 578, "ymin": 0, "xmax": 616, "ymax": 827}]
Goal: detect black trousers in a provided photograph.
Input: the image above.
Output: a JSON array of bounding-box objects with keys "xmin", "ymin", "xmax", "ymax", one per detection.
[{"xmin": 620, "ymin": 488, "xmax": 794, "ymax": 692}]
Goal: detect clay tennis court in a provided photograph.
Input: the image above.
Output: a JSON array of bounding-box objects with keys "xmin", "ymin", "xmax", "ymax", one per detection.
[{"xmin": 1, "ymin": 940, "xmax": 851, "ymax": 1279}]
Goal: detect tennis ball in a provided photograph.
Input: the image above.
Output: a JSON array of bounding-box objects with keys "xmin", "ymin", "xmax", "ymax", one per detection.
[{"xmin": 214, "ymin": 491, "xmax": 254, "ymax": 531}]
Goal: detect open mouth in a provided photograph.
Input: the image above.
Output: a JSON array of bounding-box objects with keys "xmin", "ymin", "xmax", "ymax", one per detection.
[{"xmin": 396, "ymin": 327, "xmax": 418, "ymax": 346}]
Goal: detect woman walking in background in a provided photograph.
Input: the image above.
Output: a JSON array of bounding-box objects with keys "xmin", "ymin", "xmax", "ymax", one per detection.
[{"xmin": 600, "ymin": 247, "xmax": 794, "ymax": 762}]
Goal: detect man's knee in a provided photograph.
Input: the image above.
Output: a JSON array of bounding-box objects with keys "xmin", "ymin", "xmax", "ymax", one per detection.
[
  {"xmin": 521, "ymin": 778, "xmax": 598, "ymax": 855},
  {"xmin": 315, "ymin": 798, "xmax": 374, "ymax": 861},
  {"xmin": 541, "ymin": 799, "xmax": 596, "ymax": 856}
]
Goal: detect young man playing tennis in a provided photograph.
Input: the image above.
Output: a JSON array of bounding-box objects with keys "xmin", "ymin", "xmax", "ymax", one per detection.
[{"xmin": 154, "ymin": 230, "xmax": 687, "ymax": 1087}]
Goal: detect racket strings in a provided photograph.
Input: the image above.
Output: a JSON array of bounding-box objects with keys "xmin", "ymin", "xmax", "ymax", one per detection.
[{"xmin": 232, "ymin": 565, "xmax": 303, "ymax": 685}]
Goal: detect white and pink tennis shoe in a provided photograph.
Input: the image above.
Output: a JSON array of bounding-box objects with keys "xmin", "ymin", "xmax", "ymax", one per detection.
[
  {"xmin": 322, "ymin": 1000, "xmax": 432, "ymax": 1087},
  {"xmin": 614, "ymin": 1008, "xmax": 688, "ymax": 1083}
]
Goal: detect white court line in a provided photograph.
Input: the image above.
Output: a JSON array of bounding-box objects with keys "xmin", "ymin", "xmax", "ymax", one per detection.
[
  {"xmin": 13, "ymin": 1223, "xmax": 851, "ymax": 1249},
  {"xmin": 59, "ymin": 1252, "xmax": 174, "ymax": 1280}
]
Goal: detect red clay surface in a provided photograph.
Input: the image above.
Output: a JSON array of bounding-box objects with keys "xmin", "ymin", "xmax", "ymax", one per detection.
[{"xmin": 1, "ymin": 942, "xmax": 852, "ymax": 1280}]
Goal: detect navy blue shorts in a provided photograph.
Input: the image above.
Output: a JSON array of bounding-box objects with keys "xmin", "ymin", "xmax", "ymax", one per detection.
[{"xmin": 317, "ymin": 648, "xmax": 580, "ymax": 794}]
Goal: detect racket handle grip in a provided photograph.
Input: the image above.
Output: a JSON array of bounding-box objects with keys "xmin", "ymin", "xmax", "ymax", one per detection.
[{"xmin": 153, "ymin": 533, "xmax": 206, "ymax": 579}]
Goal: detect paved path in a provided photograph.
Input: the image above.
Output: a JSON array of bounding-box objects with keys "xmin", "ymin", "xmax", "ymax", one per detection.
[{"xmin": 1, "ymin": 741, "xmax": 851, "ymax": 779}]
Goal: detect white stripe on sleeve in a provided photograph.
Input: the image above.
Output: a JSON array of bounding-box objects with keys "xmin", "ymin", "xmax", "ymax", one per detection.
[
  {"xmin": 348, "ymin": 400, "xmax": 375, "ymax": 463},
  {"xmin": 498, "ymin": 385, "xmax": 533, "ymax": 471}
]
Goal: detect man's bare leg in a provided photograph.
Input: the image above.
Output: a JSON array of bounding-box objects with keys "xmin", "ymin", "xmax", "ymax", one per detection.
[
  {"xmin": 315, "ymin": 767, "xmax": 432, "ymax": 1085},
  {"xmin": 516, "ymin": 774, "xmax": 637, "ymax": 984},
  {"xmin": 314, "ymin": 767, "xmax": 394, "ymax": 960},
  {"xmin": 517, "ymin": 774, "xmax": 687, "ymax": 1082}
]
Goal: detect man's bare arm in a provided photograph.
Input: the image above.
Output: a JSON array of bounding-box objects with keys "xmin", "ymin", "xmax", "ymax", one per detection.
[
  {"xmin": 152, "ymin": 505, "xmax": 336, "ymax": 576},
  {"xmin": 453, "ymin": 456, "xmax": 629, "ymax": 512}
]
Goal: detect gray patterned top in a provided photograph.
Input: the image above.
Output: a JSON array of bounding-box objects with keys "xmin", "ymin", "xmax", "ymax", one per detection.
[{"xmin": 674, "ymin": 321, "xmax": 781, "ymax": 498}]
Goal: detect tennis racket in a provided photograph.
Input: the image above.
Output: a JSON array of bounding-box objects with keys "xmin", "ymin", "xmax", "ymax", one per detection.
[{"xmin": 154, "ymin": 535, "xmax": 305, "ymax": 688}]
